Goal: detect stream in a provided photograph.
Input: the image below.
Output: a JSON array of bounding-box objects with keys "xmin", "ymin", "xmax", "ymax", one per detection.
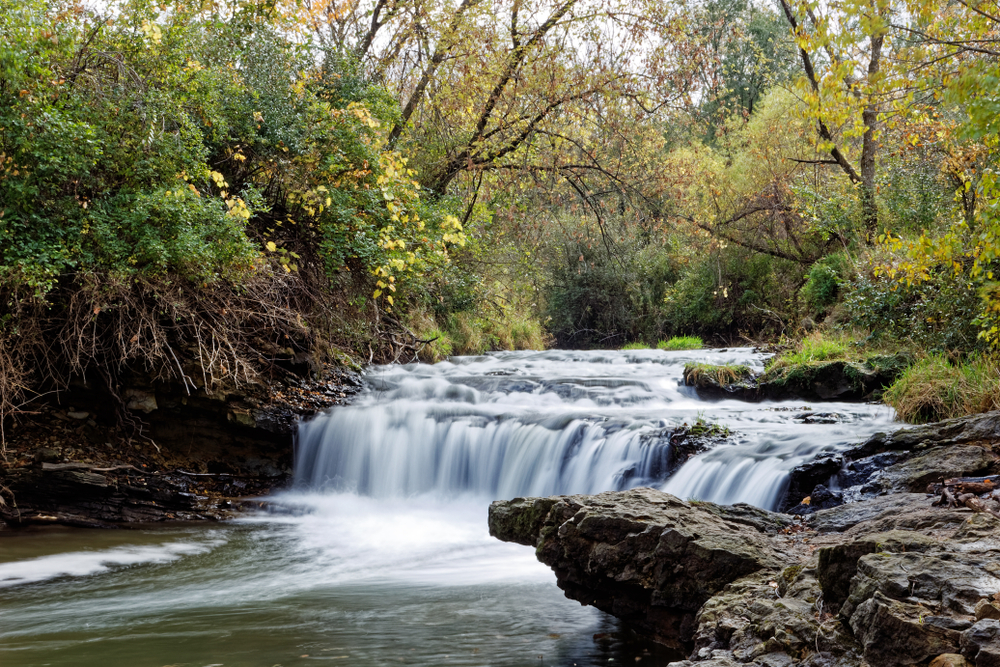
[{"xmin": 0, "ymin": 349, "xmax": 896, "ymax": 666}]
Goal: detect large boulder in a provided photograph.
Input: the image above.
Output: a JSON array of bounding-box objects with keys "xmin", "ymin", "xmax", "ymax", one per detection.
[{"xmin": 489, "ymin": 488, "xmax": 793, "ymax": 648}]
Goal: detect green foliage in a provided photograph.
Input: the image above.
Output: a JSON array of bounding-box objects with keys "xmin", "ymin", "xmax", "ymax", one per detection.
[
  {"xmin": 0, "ymin": 0, "xmax": 464, "ymax": 310},
  {"xmin": 544, "ymin": 223, "xmax": 681, "ymax": 348},
  {"xmin": 621, "ymin": 342, "xmax": 649, "ymax": 350},
  {"xmin": 843, "ymin": 270, "xmax": 983, "ymax": 353},
  {"xmin": 663, "ymin": 247, "xmax": 801, "ymax": 338},
  {"xmin": 800, "ymin": 254, "xmax": 848, "ymax": 316},
  {"xmin": 883, "ymin": 354, "xmax": 1000, "ymax": 424},
  {"xmin": 658, "ymin": 336, "xmax": 703, "ymax": 350}
]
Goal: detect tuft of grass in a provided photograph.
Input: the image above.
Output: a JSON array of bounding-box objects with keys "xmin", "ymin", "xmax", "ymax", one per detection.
[
  {"xmin": 621, "ymin": 341, "xmax": 650, "ymax": 350},
  {"xmin": 684, "ymin": 362, "xmax": 753, "ymax": 386},
  {"xmin": 657, "ymin": 336, "xmax": 703, "ymax": 350},
  {"xmin": 882, "ymin": 354, "xmax": 1000, "ymax": 423},
  {"xmin": 769, "ymin": 332, "xmax": 851, "ymax": 369}
]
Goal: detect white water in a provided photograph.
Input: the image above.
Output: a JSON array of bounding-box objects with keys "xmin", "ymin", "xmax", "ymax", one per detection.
[
  {"xmin": 0, "ymin": 348, "xmax": 899, "ymax": 666},
  {"xmin": 296, "ymin": 348, "xmax": 896, "ymax": 509}
]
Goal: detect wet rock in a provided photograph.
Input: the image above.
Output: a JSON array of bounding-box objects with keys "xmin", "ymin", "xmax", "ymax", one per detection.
[
  {"xmin": 817, "ymin": 530, "xmax": 940, "ymax": 605},
  {"xmin": 962, "ymin": 619, "xmax": 1000, "ymax": 665},
  {"xmin": 879, "ymin": 445, "xmax": 996, "ymax": 492},
  {"xmin": 488, "ymin": 488, "xmax": 791, "ymax": 649},
  {"xmin": 688, "ymin": 355, "xmax": 909, "ymax": 403}
]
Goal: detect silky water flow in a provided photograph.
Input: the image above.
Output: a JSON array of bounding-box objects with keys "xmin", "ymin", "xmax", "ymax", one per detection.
[{"xmin": 0, "ymin": 349, "xmax": 896, "ymax": 667}]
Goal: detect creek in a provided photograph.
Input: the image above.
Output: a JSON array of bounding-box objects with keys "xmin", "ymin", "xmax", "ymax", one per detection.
[{"xmin": 0, "ymin": 349, "xmax": 895, "ymax": 666}]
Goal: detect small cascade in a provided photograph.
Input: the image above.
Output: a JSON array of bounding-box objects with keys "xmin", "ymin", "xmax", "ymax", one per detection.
[{"xmin": 294, "ymin": 349, "xmax": 895, "ymax": 509}]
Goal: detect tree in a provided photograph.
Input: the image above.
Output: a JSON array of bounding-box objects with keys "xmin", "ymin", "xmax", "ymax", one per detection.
[{"xmin": 778, "ymin": 0, "xmax": 892, "ymax": 237}]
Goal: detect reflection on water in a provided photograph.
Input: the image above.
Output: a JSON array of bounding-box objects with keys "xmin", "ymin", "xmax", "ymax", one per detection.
[{"xmin": 0, "ymin": 349, "xmax": 896, "ymax": 666}]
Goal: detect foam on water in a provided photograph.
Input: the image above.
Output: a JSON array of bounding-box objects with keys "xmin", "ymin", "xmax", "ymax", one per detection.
[{"xmin": 295, "ymin": 348, "xmax": 896, "ymax": 509}]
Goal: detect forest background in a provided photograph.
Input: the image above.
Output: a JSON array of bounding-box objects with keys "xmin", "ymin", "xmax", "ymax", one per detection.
[{"xmin": 3, "ymin": 0, "xmax": 1000, "ymax": 432}]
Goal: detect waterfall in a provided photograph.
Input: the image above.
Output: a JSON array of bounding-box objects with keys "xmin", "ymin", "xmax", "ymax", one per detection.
[{"xmin": 294, "ymin": 349, "xmax": 895, "ymax": 510}]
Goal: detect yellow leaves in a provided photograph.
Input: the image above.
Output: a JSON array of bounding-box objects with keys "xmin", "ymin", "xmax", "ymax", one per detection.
[
  {"xmin": 209, "ymin": 170, "xmax": 227, "ymax": 189},
  {"xmin": 140, "ymin": 19, "xmax": 162, "ymax": 45},
  {"xmin": 225, "ymin": 197, "xmax": 252, "ymax": 220},
  {"xmin": 266, "ymin": 241, "xmax": 277, "ymax": 252}
]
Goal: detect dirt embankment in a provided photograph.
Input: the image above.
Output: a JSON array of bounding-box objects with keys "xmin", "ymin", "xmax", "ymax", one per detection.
[{"xmin": 0, "ymin": 364, "xmax": 363, "ymax": 529}]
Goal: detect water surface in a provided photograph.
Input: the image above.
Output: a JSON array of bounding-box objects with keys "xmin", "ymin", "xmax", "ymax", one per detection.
[{"xmin": 0, "ymin": 348, "xmax": 896, "ymax": 666}]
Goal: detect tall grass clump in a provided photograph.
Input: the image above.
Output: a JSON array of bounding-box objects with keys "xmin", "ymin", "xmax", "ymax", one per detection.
[
  {"xmin": 883, "ymin": 355, "xmax": 1000, "ymax": 423},
  {"xmin": 658, "ymin": 336, "xmax": 703, "ymax": 350},
  {"xmin": 621, "ymin": 342, "xmax": 650, "ymax": 350},
  {"xmin": 770, "ymin": 332, "xmax": 850, "ymax": 368}
]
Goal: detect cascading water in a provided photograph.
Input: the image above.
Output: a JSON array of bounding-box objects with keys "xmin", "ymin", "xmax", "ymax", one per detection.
[
  {"xmin": 0, "ymin": 348, "xmax": 899, "ymax": 667},
  {"xmin": 294, "ymin": 348, "xmax": 896, "ymax": 509}
]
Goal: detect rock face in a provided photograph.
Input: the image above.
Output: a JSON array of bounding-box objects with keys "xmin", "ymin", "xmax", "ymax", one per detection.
[
  {"xmin": 782, "ymin": 410, "xmax": 1000, "ymax": 513},
  {"xmin": 0, "ymin": 364, "xmax": 364, "ymax": 528},
  {"xmin": 490, "ymin": 486, "xmax": 1000, "ymax": 666},
  {"xmin": 490, "ymin": 489, "xmax": 792, "ymax": 648}
]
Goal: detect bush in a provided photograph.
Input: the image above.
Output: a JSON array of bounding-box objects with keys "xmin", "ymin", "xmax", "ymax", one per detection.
[
  {"xmin": 843, "ymin": 270, "xmax": 983, "ymax": 353},
  {"xmin": 883, "ymin": 355, "xmax": 1000, "ymax": 423},
  {"xmin": 544, "ymin": 230, "xmax": 680, "ymax": 348},
  {"xmin": 662, "ymin": 247, "xmax": 802, "ymax": 339},
  {"xmin": 800, "ymin": 254, "xmax": 848, "ymax": 316}
]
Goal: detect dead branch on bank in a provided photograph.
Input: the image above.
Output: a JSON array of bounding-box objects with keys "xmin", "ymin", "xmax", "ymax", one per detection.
[{"xmin": 930, "ymin": 475, "xmax": 1000, "ymax": 519}]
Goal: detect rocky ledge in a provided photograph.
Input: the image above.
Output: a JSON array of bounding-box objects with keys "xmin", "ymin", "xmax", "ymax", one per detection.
[
  {"xmin": 0, "ymin": 363, "xmax": 363, "ymax": 528},
  {"xmin": 490, "ymin": 487, "xmax": 1000, "ymax": 666}
]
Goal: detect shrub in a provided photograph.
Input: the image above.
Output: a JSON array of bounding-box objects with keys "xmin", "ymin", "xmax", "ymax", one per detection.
[
  {"xmin": 800, "ymin": 254, "xmax": 848, "ymax": 316},
  {"xmin": 883, "ymin": 355, "xmax": 1000, "ymax": 423},
  {"xmin": 843, "ymin": 270, "xmax": 983, "ymax": 353},
  {"xmin": 663, "ymin": 247, "xmax": 802, "ymax": 339}
]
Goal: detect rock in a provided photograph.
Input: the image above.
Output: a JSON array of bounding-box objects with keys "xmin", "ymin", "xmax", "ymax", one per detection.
[
  {"xmin": 849, "ymin": 591, "xmax": 963, "ymax": 665},
  {"xmin": 488, "ymin": 488, "xmax": 791, "ymax": 648},
  {"xmin": 124, "ymin": 388, "xmax": 158, "ymax": 413},
  {"xmin": 817, "ymin": 530, "xmax": 940, "ymax": 605},
  {"xmin": 930, "ymin": 654, "xmax": 972, "ymax": 667},
  {"xmin": 807, "ymin": 493, "xmax": 964, "ymax": 534},
  {"xmin": 977, "ymin": 600, "xmax": 1000, "ymax": 621},
  {"xmin": 67, "ymin": 410, "xmax": 90, "ymax": 419},
  {"xmin": 879, "ymin": 445, "xmax": 996, "ymax": 492},
  {"xmin": 962, "ymin": 620, "xmax": 1000, "ymax": 665}
]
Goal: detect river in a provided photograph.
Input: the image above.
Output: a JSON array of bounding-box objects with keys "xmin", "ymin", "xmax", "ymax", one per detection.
[{"xmin": 0, "ymin": 349, "xmax": 896, "ymax": 666}]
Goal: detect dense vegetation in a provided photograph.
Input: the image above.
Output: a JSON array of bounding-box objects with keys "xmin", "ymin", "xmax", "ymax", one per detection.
[{"xmin": 3, "ymin": 0, "xmax": 1000, "ymax": 434}]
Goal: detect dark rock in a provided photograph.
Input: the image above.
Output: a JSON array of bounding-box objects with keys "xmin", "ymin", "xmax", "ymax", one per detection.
[
  {"xmin": 817, "ymin": 530, "xmax": 940, "ymax": 605},
  {"xmin": 878, "ymin": 445, "xmax": 996, "ymax": 492},
  {"xmin": 962, "ymin": 620, "xmax": 1000, "ymax": 665},
  {"xmin": 488, "ymin": 488, "xmax": 791, "ymax": 649},
  {"xmin": 688, "ymin": 355, "xmax": 909, "ymax": 403}
]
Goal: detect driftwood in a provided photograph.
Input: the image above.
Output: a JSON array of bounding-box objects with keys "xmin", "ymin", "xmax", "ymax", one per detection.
[{"xmin": 930, "ymin": 475, "xmax": 1000, "ymax": 519}]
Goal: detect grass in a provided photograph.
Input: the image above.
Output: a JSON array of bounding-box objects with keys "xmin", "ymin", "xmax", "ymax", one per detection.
[
  {"xmin": 621, "ymin": 341, "xmax": 649, "ymax": 350},
  {"xmin": 769, "ymin": 332, "xmax": 851, "ymax": 369},
  {"xmin": 683, "ymin": 362, "xmax": 754, "ymax": 386},
  {"xmin": 657, "ymin": 336, "xmax": 703, "ymax": 350},
  {"xmin": 407, "ymin": 307, "xmax": 547, "ymax": 362},
  {"xmin": 882, "ymin": 354, "xmax": 1000, "ymax": 423}
]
